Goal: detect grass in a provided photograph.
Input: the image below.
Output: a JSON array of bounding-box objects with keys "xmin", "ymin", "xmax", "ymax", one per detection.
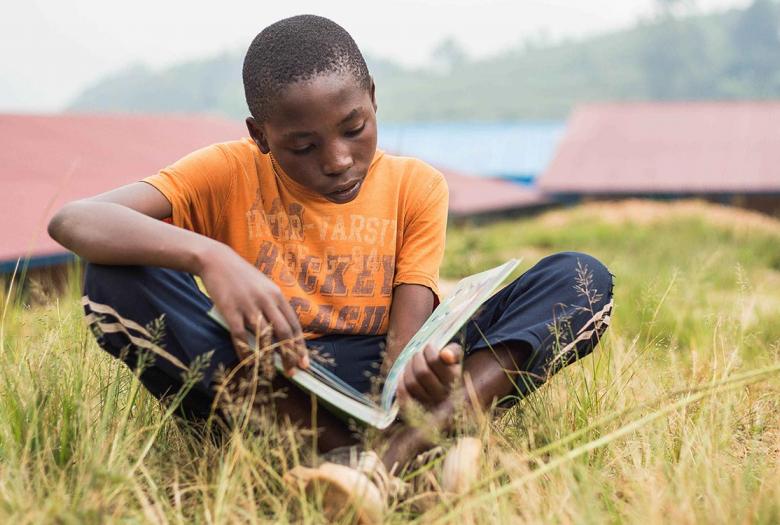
[{"xmin": 2, "ymin": 199, "xmax": 779, "ymax": 523}]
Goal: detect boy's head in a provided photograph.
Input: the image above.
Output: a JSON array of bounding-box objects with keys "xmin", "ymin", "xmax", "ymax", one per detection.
[{"xmin": 243, "ymin": 15, "xmax": 378, "ymax": 204}]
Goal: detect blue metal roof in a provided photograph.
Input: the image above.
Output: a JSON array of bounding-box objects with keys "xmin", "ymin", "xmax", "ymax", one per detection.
[
  {"xmin": 378, "ymin": 121, "xmax": 566, "ymax": 183},
  {"xmin": 0, "ymin": 253, "xmax": 76, "ymax": 275}
]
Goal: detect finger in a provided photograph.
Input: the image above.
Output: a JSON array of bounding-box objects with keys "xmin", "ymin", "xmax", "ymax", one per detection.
[
  {"xmin": 258, "ymin": 313, "xmax": 273, "ymax": 351},
  {"xmin": 279, "ymin": 341, "xmax": 301, "ymax": 376},
  {"xmin": 279, "ymin": 338, "xmax": 309, "ymax": 372},
  {"xmin": 249, "ymin": 310, "xmax": 272, "ymax": 349},
  {"xmin": 298, "ymin": 345, "xmax": 310, "ymax": 370},
  {"xmin": 424, "ymin": 343, "xmax": 462, "ymax": 387},
  {"xmin": 412, "ymin": 350, "xmax": 449, "ymax": 402},
  {"xmin": 403, "ymin": 367, "xmax": 431, "ymax": 406},
  {"xmin": 271, "ymin": 294, "xmax": 308, "ymax": 368},
  {"xmin": 272, "ymin": 311, "xmax": 308, "ymax": 370},
  {"xmin": 397, "ymin": 380, "xmax": 408, "ymax": 407},
  {"xmin": 259, "ymin": 300, "xmax": 291, "ymax": 337},
  {"xmin": 254, "ymin": 302, "xmax": 288, "ymax": 359},
  {"xmin": 226, "ymin": 312, "xmax": 251, "ymax": 358},
  {"xmin": 440, "ymin": 342, "xmax": 464, "ymax": 365},
  {"xmin": 261, "ymin": 303, "xmax": 295, "ymax": 344},
  {"xmin": 232, "ymin": 336, "xmax": 251, "ymax": 360},
  {"xmin": 276, "ymin": 293, "xmax": 303, "ymax": 337},
  {"xmin": 279, "ymin": 342, "xmax": 298, "ymax": 375},
  {"xmin": 262, "ymin": 306, "xmax": 302, "ymax": 374}
]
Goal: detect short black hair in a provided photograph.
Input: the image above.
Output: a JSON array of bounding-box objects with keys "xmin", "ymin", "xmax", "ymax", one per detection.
[{"xmin": 243, "ymin": 15, "xmax": 371, "ymax": 121}]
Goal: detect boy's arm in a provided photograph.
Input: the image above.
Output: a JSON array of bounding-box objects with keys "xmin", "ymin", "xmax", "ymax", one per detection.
[
  {"xmin": 48, "ymin": 182, "xmax": 307, "ymax": 372},
  {"xmin": 382, "ymin": 283, "xmax": 435, "ymax": 374},
  {"xmin": 385, "ymin": 283, "xmax": 462, "ymax": 408},
  {"xmin": 382, "ymin": 166, "xmax": 459, "ymax": 406},
  {"xmin": 50, "ymin": 182, "xmax": 208, "ymax": 271}
]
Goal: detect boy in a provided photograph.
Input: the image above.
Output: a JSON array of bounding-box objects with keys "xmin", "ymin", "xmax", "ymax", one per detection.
[{"xmin": 48, "ymin": 14, "xmax": 612, "ymax": 519}]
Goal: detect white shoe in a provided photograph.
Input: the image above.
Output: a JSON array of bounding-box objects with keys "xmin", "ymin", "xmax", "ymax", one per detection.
[
  {"xmin": 401, "ymin": 437, "xmax": 483, "ymax": 512},
  {"xmin": 441, "ymin": 437, "xmax": 483, "ymax": 495},
  {"xmin": 285, "ymin": 449, "xmax": 402, "ymax": 524}
]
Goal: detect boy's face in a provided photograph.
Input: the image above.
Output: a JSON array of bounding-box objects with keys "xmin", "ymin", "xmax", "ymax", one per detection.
[{"xmin": 247, "ymin": 72, "xmax": 378, "ymax": 204}]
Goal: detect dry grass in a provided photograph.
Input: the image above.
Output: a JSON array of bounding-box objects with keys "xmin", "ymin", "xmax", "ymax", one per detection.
[
  {"xmin": 2, "ymin": 200, "xmax": 779, "ymax": 524},
  {"xmin": 539, "ymin": 199, "xmax": 780, "ymax": 237}
]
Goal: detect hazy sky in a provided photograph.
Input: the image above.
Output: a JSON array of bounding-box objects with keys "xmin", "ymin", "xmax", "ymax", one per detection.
[{"xmin": 2, "ymin": 0, "xmax": 746, "ymax": 112}]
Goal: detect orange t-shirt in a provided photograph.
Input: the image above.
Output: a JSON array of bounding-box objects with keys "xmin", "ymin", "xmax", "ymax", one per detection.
[{"xmin": 144, "ymin": 138, "xmax": 448, "ymax": 337}]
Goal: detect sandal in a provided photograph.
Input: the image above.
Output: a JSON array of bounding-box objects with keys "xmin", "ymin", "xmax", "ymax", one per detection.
[{"xmin": 284, "ymin": 448, "xmax": 404, "ymax": 524}]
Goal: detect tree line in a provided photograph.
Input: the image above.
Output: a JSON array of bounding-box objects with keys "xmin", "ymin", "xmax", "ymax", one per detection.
[{"xmin": 69, "ymin": 1, "xmax": 780, "ymax": 121}]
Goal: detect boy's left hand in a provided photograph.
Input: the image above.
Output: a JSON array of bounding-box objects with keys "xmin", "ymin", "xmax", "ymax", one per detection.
[{"xmin": 397, "ymin": 342, "xmax": 463, "ymax": 408}]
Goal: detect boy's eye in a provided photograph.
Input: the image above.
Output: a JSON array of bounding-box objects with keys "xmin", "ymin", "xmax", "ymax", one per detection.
[
  {"xmin": 290, "ymin": 144, "xmax": 315, "ymax": 155},
  {"xmin": 345, "ymin": 122, "xmax": 366, "ymax": 137}
]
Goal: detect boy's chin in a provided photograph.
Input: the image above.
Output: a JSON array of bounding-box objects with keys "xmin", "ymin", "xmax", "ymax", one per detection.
[{"xmin": 323, "ymin": 179, "xmax": 363, "ymax": 203}]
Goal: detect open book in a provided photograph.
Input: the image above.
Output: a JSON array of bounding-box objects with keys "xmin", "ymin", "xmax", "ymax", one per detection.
[{"xmin": 208, "ymin": 259, "xmax": 519, "ymax": 429}]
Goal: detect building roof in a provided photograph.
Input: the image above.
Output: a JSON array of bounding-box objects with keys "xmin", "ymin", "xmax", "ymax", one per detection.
[
  {"xmin": 1, "ymin": 113, "xmax": 540, "ymax": 270},
  {"xmin": 538, "ymin": 102, "xmax": 780, "ymax": 194},
  {"xmin": 1, "ymin": 113, "xmax": 246, "ymax": 269},
  {"xmin": 445, "ymin": 170, "xmax": 550, "ymax": 217}
]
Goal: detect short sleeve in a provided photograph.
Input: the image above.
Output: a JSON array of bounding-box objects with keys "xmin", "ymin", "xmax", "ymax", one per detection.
[
  {"xmin": 393, "ymin": 166, "xmax": 449, "ymax": 301},
  {"xmin": 143, "ymin": 144, "xmax": 235, "ymax": 237}
]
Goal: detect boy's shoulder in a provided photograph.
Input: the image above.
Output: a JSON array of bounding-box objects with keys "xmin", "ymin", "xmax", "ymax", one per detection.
[
  {"xmin": 166, "ymin": 137, "xmax": 259, "ymax": 174},
  {"xmin": 367, "ymin": 152, "xmax": 449, "ymax": 217},
  {"xmin": 373, "ymin": 151, "xmax": 447, "ymax": 191},
  {"xmin": 215, "ymin": 137, "xmax": 263, "ymax": 166}
]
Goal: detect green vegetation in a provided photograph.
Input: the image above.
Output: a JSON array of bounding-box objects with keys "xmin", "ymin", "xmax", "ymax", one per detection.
[
  {"xmin": 2, "ymin": 200, "xmax": 779, "ymax": 523},
  {"xmin": 69, "ymin": 2, "xmax": 780, "ymax": 121}
]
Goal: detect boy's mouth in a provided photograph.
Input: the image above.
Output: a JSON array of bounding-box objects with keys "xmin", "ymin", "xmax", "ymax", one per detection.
[{"xmin": 325, "ymin": 179, "xmax": 362, "ymax": 203}]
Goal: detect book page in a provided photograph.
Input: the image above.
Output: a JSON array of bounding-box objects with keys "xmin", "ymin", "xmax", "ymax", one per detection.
[
  {"xmin": 380, "ymin": 259, "xmax": 519, "ymax": 411},
  {"xmin": 207, "ymin": 259, "xmax": 518, "ymax": 428},
  {"xmin": 207, "ymin": 308, "xmax": 376, "ymax": 407}
]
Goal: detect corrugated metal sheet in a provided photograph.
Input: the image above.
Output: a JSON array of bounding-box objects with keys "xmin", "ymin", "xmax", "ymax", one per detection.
[
  {"xmin": 0, "ymin": 113, "xmax": 246, "ymax": 265},
  {"xmin": 538, "ymin": 102, "xmax": 780, "ymax": 194},
  {"xmin": 445, "ymin": 170, "xmax": 549, "ymax": 217},
  {"xmin": 1, "ymin": 113, "xmax": 542, "ymax": 268},
  {"xmin": 379, "ymin": 121, "xmax": 565, "ymax": 182}
]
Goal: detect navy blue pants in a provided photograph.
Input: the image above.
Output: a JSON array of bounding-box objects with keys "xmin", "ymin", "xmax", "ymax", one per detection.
[{"xmin": 82, "ymin": 252, "xmax": 613, "ymax": 420}]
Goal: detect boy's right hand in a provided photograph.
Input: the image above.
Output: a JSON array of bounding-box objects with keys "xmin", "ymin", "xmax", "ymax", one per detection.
[{"xmin": 198, "ymin": 242, "xmax": 308, "ymax": 375}]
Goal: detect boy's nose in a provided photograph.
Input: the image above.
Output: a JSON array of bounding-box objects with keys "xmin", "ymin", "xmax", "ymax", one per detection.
[{"xmin": 321, "ymin": 144, "xmax": 354, "ymax": 176}]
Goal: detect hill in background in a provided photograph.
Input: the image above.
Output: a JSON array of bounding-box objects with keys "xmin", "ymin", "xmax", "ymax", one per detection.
[{"xmin": 68, "ymin": 2, "xmax": 780, "ymax": 121}]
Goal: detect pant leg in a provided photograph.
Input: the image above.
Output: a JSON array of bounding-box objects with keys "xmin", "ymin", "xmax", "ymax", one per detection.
[
  {"xmin": 83, "ymin": 264, "xmax": 387, "ymax": 418},
  {"xmin": 458, "ymin": 251, "xmax": 614, "ymax": 398},
  {"xmin": 307, "ymin": 334, "xmax": 385, "ymax": 394},
  {"xmin": 82, "ymin": 263, "xmax": 239, "ymax": 420}
]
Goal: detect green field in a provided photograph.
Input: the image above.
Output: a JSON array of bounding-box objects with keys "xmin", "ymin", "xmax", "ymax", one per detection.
[{"xmin": 2, "ymin": 200, "xmax": 779, "ymax": 523}]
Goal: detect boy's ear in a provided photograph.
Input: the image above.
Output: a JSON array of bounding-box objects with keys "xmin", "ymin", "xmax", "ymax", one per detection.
[
  {"xmin": 246, "ymin": 117, "xmax": 271, "ymax": 154},
  {"xmin": 369, "ymin": 76, "xmax": 377, "ymax": 113}
]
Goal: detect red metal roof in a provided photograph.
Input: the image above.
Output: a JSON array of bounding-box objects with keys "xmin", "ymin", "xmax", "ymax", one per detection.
[
  {"xmin": 1, "ymin": 113, "xmax": 246, "ymax": 264},
  {"xmin": 1, "ymin": 113, "xmax": 541, "ymax": 266},
  {"xmin": 445, "ymin": 170, "xmax": 549, "ymax": 216},
  {"xmin": 538, "ymin": 102, "xmax": 780, "ymax": 194}
]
